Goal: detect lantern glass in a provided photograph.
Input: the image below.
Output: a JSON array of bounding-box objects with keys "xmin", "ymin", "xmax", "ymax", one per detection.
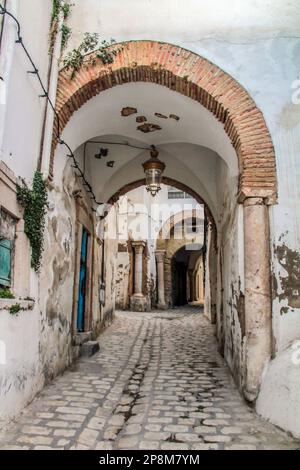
[{"xmin": 145, "ymin": 168, "xmax": 162, "ymax": 196}]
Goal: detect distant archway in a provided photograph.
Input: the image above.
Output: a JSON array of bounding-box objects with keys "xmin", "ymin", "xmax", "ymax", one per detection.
[
  {"xmin": 156, "ymin": 209, "xmax": 204, "ymax": 244},
  {"xmin": 172, "ymin": 245, "xmax": 202, "ymax": 307},
  {"xmin": 52, "ymin": 40, "xmax": 276, "ymax": 402},
  {"xmin": 107, "ymin": 176, "xmax": 216, "ymax": 232}
]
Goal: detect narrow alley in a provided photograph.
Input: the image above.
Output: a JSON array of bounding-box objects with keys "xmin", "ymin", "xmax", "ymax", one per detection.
[{"xmin": 0, "ymin": 306, "xmax": 298, "ymax": 451}]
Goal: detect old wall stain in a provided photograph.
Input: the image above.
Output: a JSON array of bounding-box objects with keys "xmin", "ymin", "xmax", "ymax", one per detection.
[
  {"xmin": 275, "ymin": 243, "xmax": 300, "ymax": 311},
  {"xmin": 279, "ymin": 102, "xmax": 300, "ymax": 131},
  {"xmin": 231, "ymin": 279, "xmax": 245, "ymax": 338}
]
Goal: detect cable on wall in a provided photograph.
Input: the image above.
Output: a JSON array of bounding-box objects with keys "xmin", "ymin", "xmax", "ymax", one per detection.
[{"xmin": 0, "ymin": 3, "xmax": 128, "ymax": 210}]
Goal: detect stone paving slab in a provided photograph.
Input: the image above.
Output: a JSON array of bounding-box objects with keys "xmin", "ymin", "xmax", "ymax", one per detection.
[{"xmin": 0, "ymin": 306, "xmax": 299, "ymax": 450}]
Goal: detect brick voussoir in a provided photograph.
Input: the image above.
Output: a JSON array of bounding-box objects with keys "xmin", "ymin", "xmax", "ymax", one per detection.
[{"xmin": 52, "ymin": 40, "xmax": 277, "ymax": 201}]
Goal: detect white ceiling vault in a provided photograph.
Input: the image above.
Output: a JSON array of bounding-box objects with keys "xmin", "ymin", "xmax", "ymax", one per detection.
[{"xmin": 58, "ymin": 82, "xmax": 239, "ymax": 217}]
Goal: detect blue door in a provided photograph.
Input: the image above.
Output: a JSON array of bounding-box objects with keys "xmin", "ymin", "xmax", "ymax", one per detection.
[{"xmin": 77, "ymin": 227, "xmax": 89, "ymax": 332}]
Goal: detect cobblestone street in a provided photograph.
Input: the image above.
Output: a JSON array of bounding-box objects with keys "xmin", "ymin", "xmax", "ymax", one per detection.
[{"xmin": 0, "ymin": 306, "xmax": 299, "ymax": 451}]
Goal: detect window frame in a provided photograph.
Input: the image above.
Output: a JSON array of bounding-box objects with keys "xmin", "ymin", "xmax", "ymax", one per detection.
[{"xmin": 0, "ymin": 237, "xmax": 13, "ymax": 287}]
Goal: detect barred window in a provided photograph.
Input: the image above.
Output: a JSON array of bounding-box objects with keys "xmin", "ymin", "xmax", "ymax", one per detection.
[{"xmin": 167, "ymin": 187, "xmax": 192, "ymax": 199}]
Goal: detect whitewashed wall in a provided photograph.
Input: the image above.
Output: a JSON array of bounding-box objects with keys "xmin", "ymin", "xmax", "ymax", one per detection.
[
  {"xmin": 0, "ymin": 0, "xmax": 52, "ymax": 180},
  {"xmin": 0, "ymin": 0, "xmax": 54, "ymax": 421}
]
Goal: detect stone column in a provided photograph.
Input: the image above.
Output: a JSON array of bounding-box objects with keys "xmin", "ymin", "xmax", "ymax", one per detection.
[
  {"xmin": 243, "ymin": 197, "xmax": 272, "ymax": 402},
  {"xmin": 195, "ymin": 274, "xmax": 199, "ymax": 301},
  {"xmin": 133, "ymin": 242, "xmax": 144, "ymax": 295},
  {"xmin": 155, "ymin": 250, "xmax": 167, "ymax": 309},
  {"xmin": 130, "ymin": 241, "xmax": 148, "ymax": 312}
]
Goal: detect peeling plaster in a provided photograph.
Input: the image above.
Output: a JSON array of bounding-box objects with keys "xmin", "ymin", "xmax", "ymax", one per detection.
[
  {"xmin": 136, "ymin": 116, "xmax": 147, "ymax": 123},
  {"xmin": 137, "ymin": 123, "xmax": 162, "ymax": 133},
  {"xmin": 232, "ymin": 279, "xmax": 245, "ymax": 338},
  {"xmin": 155, "ymin": 112, "xmax": 168, "ymax": 119},
  {"xmin": 121, "ymin": 107, "xmax": 137, "ymax": 116},
  {"xmin": 279, "ymin": 103, "xmax": 300, "ymax": 131},
  {"xmin": 169, "ymin": 114, "xmax": 180, "ymax": 121},
  {"xmin": 274, "ymin": 243, "xmax": 300, "ymax": 311}
]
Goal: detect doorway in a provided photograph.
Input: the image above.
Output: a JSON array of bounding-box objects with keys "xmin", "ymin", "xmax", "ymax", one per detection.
[
  {"xmin": 172, "ymin": 246, "xmax": 189, "ymax": 306},
  {"xmin": 77, "ymin": 227, "xmax": 89, "ymax": 332}
]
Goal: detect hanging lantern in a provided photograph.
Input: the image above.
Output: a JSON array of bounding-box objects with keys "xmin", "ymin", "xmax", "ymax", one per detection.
[{"xmin": 142, "ymin": 146, "xmax": 165, "ymax": 197}]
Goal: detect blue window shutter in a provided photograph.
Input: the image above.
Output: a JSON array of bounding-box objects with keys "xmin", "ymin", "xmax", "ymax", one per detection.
[{"xmin": 0, "ymin": 238, "xmax": 12, "ymax": 287}]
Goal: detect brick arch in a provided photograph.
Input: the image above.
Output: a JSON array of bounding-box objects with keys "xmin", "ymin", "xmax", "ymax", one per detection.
[
  {"xmin": 107, "ymin": 176, "xmax": 215, "ymax": 228},
  {"xmin": 54, "ymin": 40, "xmax": 277, "ymax": 202},
  {"xmin": 107, "ymin": 177, "xmax": 217, "ymax": 249},
  {"xmin": 156, "ymin": 209, "xmax": 204, "ymax": 247},
  {"xmin": 169, "ymin": 242, "xmax": 203, "ymax": 262}
]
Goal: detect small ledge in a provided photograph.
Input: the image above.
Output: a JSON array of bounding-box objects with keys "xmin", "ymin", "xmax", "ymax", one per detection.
[
  {"xmin": 0, "ymin": 298, "xmax": 35, "ymax": 312},
  {"xmin": 73, "ymin": 331, "xmax": 92, "ymax": 346}
]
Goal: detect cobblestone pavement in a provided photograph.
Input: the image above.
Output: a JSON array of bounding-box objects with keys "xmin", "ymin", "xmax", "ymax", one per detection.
[{"xmin": 0, "ymin": 306, "xmax": 299, "ymax": 450}]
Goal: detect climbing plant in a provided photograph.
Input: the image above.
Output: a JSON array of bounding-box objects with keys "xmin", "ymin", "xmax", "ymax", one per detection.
[
  {"xmin": 17, "ymin": 171, "xmax": 48, "ymax": 272},
  {"xmin": 61, "ymin": 23, "xmax": 72, "ymax": 51},
  {"xmin": 0, "ymin": 288, "xmax": 14, "ymax": 299},
  {"xmin": 9, "ymin": 303, "xmax": 21, "ymax": 316},
  {"xmin": 63, "ymin": 33, "xmax": 118, "ymax": 79},
  {"xmin": 50, "ymin": 0, "xmax": 73, "ymax": 53}
]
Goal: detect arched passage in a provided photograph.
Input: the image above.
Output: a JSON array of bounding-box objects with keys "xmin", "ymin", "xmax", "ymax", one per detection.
[
  {"xmin": 108, "ymin": 177, "xmax": 214, "ymax": 230},
  {"xmin": 53, "ymin": 40, "xmax": 277, "ymax": 204},
  {"xmin": 47, "ymin": 41, "xmax": 278, "ymax": 403},
  {"xmin": 171, "ymin": 244, "xmax": 204, "ymax": 308},
  {"xmin": 154, "ymin": 207, "xmax": 205, "ymax": 309}
]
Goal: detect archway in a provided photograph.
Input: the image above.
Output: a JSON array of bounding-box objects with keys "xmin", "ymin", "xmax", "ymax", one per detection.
[
  {"xmin": 172, "ymin": 246, "xmax": 189, "ymax": 307},
  {"xmin": 52, "ymin": 41, "xmax": 277, "ymax": 205},
  {"xmin": 154, "ymin": 206, "xmax": 205, "ymax": 309},
  {"xmin": 171, "ymin": 244, "xmax": 203, "ymax": 307},
  {"xmin": 48, "ymin": 40, "xmax": 278, "ymax": 402}
]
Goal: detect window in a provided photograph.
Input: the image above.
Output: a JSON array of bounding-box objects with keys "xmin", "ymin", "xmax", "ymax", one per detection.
[
  {"xmin": 0, "ymin": 209, "xmax": 16, "ymax": 288},
  {"xmin": 168, "ymin": 186, "xmax": 192, "ymax": 199},
  {"xmin": 0, "ymin": 239, "xmax": 12, "ymax": 287}
]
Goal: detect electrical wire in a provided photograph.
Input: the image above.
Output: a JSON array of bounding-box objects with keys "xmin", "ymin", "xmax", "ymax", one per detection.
[
  {"xmin": 0, "ymin": 3, "xmax": 118, "ymax": 209},
  {"xmin": 83, "ymin": 140, "xmax": 150, "ymax": 174}
]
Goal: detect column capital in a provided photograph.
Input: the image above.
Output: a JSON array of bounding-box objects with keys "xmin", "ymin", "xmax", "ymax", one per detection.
[
  {"xmin": 132, "ymin": 240, "xmax": 146, "ymax": 254},
  {"xmin": 155, "ymin": 250, "xmax": 166, "ymax": 263},
  {"xmin": 237, "ymin": 189, "xmax": 276, "ymax": 206},
  {"xmin": 243, "ymin": 197, "xmax": 265, "ymax": 207}
]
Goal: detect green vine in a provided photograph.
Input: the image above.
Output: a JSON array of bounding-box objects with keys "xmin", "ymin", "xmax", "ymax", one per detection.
[
  {"xmin": 50, "ymin": 2, "xmax": 118, "ymax": 74},
  {"xmin": 50, "ymin": 0, "xmax": 73, "ymax": 54},
  {"xmin": 0, "ymin": 288, "xmax": 15, "ymax": 299},
  {"xmin": 61, "ymin": 23, "xmax": 72, "ymax": 50},
  {"xmin": 9, "ymin": 303, "xmax": 21, "ymax": 316},
  {"xmin": 17, "ymin": 171, "xmax": 48, "ymax": 273},
  {"xmin": 63, "ymin": 33, "xmax": 118, "ymax": 79}
]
